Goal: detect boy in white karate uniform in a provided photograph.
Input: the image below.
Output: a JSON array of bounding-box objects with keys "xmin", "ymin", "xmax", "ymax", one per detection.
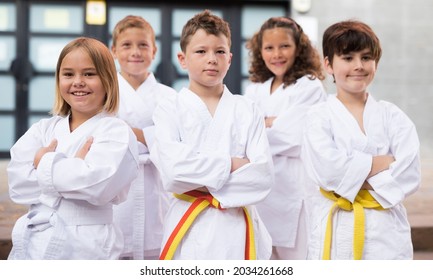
[
  {"xmin": 7, "ymin": 37, "xmax": 139, "ymax": 259},
  {"xmin": 150, "ymin": 10, "xmax": 274, "ymax": 260},
  {"xmin": 301, "ymin": 20, "xmax": 421, "ymax": 260},
  {"xmin": 111, "ymin": 15, "xmax": 176, "ymax": 260}
]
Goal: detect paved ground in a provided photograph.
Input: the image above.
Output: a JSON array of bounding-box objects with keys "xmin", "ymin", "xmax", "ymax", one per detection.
[{"xmin": 0, "ymin": 158, "xmax": 432, "ymax": 259}]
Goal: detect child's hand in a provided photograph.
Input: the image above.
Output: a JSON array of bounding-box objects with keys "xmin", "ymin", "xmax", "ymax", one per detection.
[
  {"xmin": 195, "ymin": 186, "xmax": 209, "ymax": 193},
  {"xmin": 75, "ymin": 137, "xmax": 94, "ymax": 160},
  {"xmin": 368, "ymin": 155, "xmax": 395, "ymax": 178},
  {"xmin": 264, "ymin": 116, "xmax": 276, "ymax": 128},
  {"xmin": 360, "ymin": 181, "xmax": 373, "ymax": 190},
  {"xmin": 131, "ymin": 127, "xmax": 146, "ymax": 146},
  {"xmin": 33, "ymin": 139, "xmax": 58, "ymax": 169},
  {"xmin": 231, "ymin": 157, "xmax": 250, "ymax": 173}
]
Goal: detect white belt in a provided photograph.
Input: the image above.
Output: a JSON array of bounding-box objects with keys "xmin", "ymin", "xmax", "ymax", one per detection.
[{"xmin": 30, "ymin": 199, "xmax": 113, "ymax": 226}]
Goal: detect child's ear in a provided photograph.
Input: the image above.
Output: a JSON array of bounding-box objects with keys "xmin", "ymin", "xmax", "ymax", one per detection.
[
  {"xmin": 177, "ymin": 51, "xmax": 187, "ymax": 69},
  {"xmin": 324, "ymin": 56, "xmax": 333, "ymax": 75},
  {"xmin": 228, "ymin": 52, "xmax": 233, "ymax": 65},
  {"xmin": 152, "ymin": 45, "xmax": 157, "ymax": 60},
  {"xmin": 111, "ymin": 45, "xmax": 117, "ymax": 59}
]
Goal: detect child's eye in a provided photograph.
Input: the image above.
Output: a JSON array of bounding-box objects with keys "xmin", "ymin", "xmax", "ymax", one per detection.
[
  {"xmin": 196, "ymin": 50, "xmax": 205, "ymax": 54},
  {"xmin": 216, "ymin": 50, "xmax": 226, "ymax": 54},
  {"xmin": 84, "ymin": 72, "xmax": 97, "ymax": 77},
  {"xmin": 62, "ymin": 72, "xmax": 73, "ymax": 77}
]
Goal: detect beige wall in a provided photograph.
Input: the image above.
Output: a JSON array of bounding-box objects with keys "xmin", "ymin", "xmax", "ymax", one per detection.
[{"xmin": 292, "ymin": 0, "xmax": 433, "ymax": 158}]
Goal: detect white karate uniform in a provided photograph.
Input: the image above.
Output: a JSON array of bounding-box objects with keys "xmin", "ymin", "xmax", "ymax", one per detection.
[
  {"xmin": 7, "ymin": 113, "xmax": 139, "ymax": 260},
  {"xmin": 244, "ymin": 76, "xmax": 327, "ymax": 259},
  {"xmin": 150, "ymin": 86, "xmax": 274, "ymax": 260},
  {"xmin": 301, "ymin": 94, "xmax": 421, "ymax": 259},
  {"xmin": 114, "ymin": 73, "xmax": 176, "ymax": 259}
]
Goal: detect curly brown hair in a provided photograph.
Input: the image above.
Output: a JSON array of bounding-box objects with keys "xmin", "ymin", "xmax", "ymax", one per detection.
[{"xmin": 246, "ymin": 17, "xmax": 324, "ymax": 87}]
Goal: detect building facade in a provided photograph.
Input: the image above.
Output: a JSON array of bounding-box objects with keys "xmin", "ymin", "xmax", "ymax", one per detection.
[
  {"xmin": 1, "ymin": 0, "xmax": 432, "ymax": 160},
  {"xmin": 0, "ymin": 0, "xmax": 291, "ymax": 158}
]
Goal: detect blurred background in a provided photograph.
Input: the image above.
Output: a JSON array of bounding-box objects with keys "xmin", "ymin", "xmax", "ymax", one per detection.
[
  {"xmin": 0, "ymin": 0, "xmax": 433, "ymax": 158},
  {"xmin": 0, "ymin": 0, "xmax": 432, "ymax": 259},
  {"xmin": 0, "ymin": 0, "xmax": 432, "ymax": 159}
]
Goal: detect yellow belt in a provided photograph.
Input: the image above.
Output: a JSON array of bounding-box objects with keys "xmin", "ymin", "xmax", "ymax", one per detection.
[
  {"xmin": 159, "ymin": 190, "xmax": 256, "ymax": 260},
  {"xmin": 320, "ymin": 188, "xmax": 384, "ymax": 260}
]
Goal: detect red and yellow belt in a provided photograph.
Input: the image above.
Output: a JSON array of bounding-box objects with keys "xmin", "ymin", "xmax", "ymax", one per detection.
[{"xmin": 159, "ymin": 190, "xmax": 256, "ymax": 260}]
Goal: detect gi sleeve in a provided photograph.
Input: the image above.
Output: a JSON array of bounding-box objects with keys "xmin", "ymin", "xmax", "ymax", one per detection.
[
  {"xmin": 301, "ymin": 106, "xmax": 373, "ymax": 203},
  {"xmin": 367, "ymin": 104, "xmax": 421, "ymax": 208},
  {"xmin": 37, "ymin": 118, "xmax": 139, "ymax": 207},
  {"xmin": 8, "ymin": 120, "xmax": 48, "ymax": 205},
  {"xmin": 150, "ymin": 96, "xmax": 231, "ymax": 194},
  {"xmin": 211, "ymin": 103, "xmax": 274, "ymax": 208},
  {"xmin": 267, "ymin": 78, "xmax": 327, "ymax": 157}
]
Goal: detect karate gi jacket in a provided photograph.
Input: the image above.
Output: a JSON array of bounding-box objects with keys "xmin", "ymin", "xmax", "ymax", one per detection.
[{"xmin": 8, "ymin": 113, "xmax": 139, "ymax": 259}]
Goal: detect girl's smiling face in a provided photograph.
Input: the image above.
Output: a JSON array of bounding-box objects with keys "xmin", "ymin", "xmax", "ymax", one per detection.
[
  {"xmin": 260, "ymin": 27, "xmax": 297, "ymax": 84},
  {"xmin": 59, "ymin": 48, "xmax": 106, "ymax": 120}
]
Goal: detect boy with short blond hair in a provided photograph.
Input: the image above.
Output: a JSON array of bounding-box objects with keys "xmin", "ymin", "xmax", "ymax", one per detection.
[{"xmin": 111, "ymin": 15, "xmax": 176, "ymax": 260}]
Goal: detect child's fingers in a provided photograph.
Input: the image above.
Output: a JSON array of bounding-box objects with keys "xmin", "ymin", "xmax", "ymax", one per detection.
[
  {"xmin": 82, "ymin": 136, "xmax": 94, "ymax": 151},
  {"xmin": 47, "ymin": 139, "xmax": 58, "ymax": 151},
  {"xmin": 75, "ymin": 137, "xmax": 94, "ymax": 159}
]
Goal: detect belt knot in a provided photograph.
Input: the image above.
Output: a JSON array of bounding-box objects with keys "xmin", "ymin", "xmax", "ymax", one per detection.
[
  {"xmin": 336, "ymin": 197, "xmax": 353, "ymax": 211},
  {"xmin": 320, "ymin": 188, "xmax": 384, "ymax": 260},
  {"xmin": 159, "ymin": 190, "xmax": 256, "ymax": 260}
]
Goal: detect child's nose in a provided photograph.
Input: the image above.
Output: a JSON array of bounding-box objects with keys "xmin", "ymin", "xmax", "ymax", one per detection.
[
  {"xmin": 208, "ymin": 53, "xmax": 217, "ymax": 64},
  {"xmin": 132, "ymin": 45, "xmax": 141, "ymax": 55},
  {"xmin": 73, "ymin": 75, "xmax": 84, "ymax": 86},
  {"xmin": 354, "ymin": 58, "xmax": 364, "ymax": 68}
]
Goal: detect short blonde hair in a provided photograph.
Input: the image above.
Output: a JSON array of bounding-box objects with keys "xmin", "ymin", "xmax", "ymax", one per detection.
[
  {"xmin": 52, "ymin": 37, "xmax": 119, "ymax": 116},
  {"xmin": 112, "ymin": 15, "xmax": 156, "ymax": 49}
]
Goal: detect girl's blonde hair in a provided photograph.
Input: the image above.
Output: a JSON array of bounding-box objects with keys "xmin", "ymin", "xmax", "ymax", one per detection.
[{"xmin": 52, "ymin": 37, "xmax": 119, "ymax": 116}]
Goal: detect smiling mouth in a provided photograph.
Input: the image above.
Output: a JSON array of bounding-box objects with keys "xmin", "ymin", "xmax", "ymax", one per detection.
[{"xmin": 71, "ymin": 91, "xmax": 91, "ymax": 96}]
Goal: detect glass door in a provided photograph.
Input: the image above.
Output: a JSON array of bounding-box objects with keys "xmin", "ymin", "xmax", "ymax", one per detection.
[
  {"xmin": 108, "ymin": 2, "xmax": 289, "ymax": 94},
  {"xmin": 0, "ymin": 0, "xmax": 290, "ymax": 159},
  {"xmin": 0, "ymin": 1, "xmax": 86, "ymax": 158},
  {"xmin": 27, "ymin": 3, "xmax": 85, "ymax": 125},
  {"xmin": 0, "ymin": 2, "xmax": 17, "ymax": 158}
]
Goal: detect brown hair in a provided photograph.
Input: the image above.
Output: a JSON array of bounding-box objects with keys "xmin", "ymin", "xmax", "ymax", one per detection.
[
  {"xmin": 179, "ymin": 9, "xmax": 231, "ymax": 52},
  {"xmin": 52, "ymin": 37, "xmax": 119, "ymax": 116},
  {"xmin": 246, "ymin": 16, "xmax": 324, "ymax": 87},
  {"xmin": 112, "ymin": 15, "xmax": 156, "ymax": 49},
  {"xmin": 322, "ymin": 20, "xmax": 382, "ymax": 66}
]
